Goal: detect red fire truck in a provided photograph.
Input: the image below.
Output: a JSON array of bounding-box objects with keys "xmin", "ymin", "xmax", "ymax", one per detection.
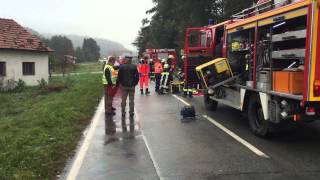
[
  {"xmin": 144, "ymin": 49, "xmax": 177, "ymax": 68},
  {"xmin": 184, "ymin": 0, "xmax": 320, "ymax": 137}
]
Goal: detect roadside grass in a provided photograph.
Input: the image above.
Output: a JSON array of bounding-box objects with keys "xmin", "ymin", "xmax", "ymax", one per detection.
[
  {"xmin": 0, "ymin": 74, "xmax": 103, "ymax": 179},
  {"xmin": 72, "ymin": 62, "xmax": 102, "ymax": 73},
  {"xmin": 52, "ymin": 62, "xmax": 102, "ymax": 74}
]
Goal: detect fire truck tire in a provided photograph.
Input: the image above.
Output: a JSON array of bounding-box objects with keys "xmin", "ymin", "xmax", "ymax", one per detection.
[
  {"xmin": 204, "ymin": 90, "xmax": 218, "ymax": 111},
  {"xmin": 248, "ymin": 94, "xmax": 273, "ymax": 137}
]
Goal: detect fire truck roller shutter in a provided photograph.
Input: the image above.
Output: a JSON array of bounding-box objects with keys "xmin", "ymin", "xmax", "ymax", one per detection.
[{"xmin": 258, "ymin": 7, "xmax": 308, "ymax": 27}]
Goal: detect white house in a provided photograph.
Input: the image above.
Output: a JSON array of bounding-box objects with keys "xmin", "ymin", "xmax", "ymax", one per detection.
[{"xmin": 0, "ymin": 18, "xmax": 52, "ymax": 87}]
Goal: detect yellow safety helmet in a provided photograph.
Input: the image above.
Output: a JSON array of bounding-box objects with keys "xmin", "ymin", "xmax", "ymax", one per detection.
[{"xmin": 232, "ymin": 42, "xmax": 240, "ymax": 52}]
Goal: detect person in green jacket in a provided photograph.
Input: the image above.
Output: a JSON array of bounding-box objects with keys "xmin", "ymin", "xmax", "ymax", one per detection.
[{"xmin": 102, "ymin": 56, "xmax": 117, "ymax": 116}]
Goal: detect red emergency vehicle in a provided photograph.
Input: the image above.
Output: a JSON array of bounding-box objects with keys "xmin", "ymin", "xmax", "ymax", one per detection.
[
  {"xmin": 185, "ymin": 0, "xmax": 320, "ymax": 137},
  {"xmin": 144, "ymin": 49, "xmax": 177, "ymax": 70}
]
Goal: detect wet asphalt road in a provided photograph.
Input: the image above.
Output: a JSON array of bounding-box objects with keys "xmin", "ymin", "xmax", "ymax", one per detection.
[{"xmin": 65, "ymin": 85, "xmax": 320, "ymax": 180}]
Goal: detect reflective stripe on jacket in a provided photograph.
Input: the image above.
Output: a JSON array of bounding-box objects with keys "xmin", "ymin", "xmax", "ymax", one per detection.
[
  {"xmin": 154, "ymin": 62, "xmax": 163, "ymax": 74},
  {"xmin": 161, "ymin": 72, "xmax": 170, "ymax": 76},
  {"xmin": 183, "ymin": 88, "xmax": 197, "ymax": 93},
  {"xmin": 102, "ymin": 64, "xmax": 117, "ymax": 85}
]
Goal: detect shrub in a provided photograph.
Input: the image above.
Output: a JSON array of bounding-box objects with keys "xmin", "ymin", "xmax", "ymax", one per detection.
[
  {"xmin": 15, "ymin": 79, "xmax": 26, "ymax": 92},
  {"xmin": 0, "ymin": 79, "xmax": 26, "ymax": 93},
  {"xmin": 37, "ymin": 78, "xmax": 48, "ymax": 90}
]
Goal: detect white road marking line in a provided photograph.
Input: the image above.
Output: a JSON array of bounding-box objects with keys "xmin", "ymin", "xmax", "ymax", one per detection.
[
  {"xmin": 172, "ymin": 94, "xmax": 191, "ymax": 106},
  {"xmin": 203, "ymin": 115, "xmax": 270, "ymax": 158},
  {"xmin": 142, "ymin": 133, "xmax": 163, "ymax": 180},
  {"xmin": 135, "ymin": 110, "xmax": 163, "ymax": 180},
  {"xmin": 172, "ymin": 95, "xmax": 269, "ymax": 158},
  {"xmin": 135, "ymin": 134, "xmax": 143, "ymax": 139},
  {"xmin": 66, "ymin": 98, "xmax": 105, "ymax": 180}
]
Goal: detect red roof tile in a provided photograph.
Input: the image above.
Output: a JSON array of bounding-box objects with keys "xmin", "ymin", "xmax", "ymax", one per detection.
[{"xmin": 0, "ymin": 18, "xmax": 52, "ymax": 52}]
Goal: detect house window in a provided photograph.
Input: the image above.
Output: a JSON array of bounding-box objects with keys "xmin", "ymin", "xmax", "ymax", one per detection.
[
  {"xmin": 22, "ymin": 62, "xmax": 35, "ymax": 75},
  {"xmin": 0, "ymin": 62, "xmax": 6, "ymax": 76}
]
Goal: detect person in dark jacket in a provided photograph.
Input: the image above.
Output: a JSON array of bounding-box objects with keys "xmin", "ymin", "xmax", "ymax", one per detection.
[{"xmin": 117, "ymin": 57, "xmax": 139, "ymax": 122}]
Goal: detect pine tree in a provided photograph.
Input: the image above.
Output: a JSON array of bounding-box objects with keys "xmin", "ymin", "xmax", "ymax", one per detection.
[
  {"xmin": 49, "ymin": 35, "xmax": 74, "ymax": 61},
  {"xmin": 82, "ymin": 38, "xmax": 101, "ymax": 61}
]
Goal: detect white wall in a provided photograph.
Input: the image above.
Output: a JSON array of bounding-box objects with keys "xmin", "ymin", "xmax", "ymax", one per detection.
[{"xmin": 0, "ymin": 50, "xmax": 49, "ymax": 86}]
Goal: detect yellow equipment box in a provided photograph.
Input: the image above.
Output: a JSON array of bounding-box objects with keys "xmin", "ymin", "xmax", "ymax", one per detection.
[
  {"xmin": 215, "ymin": 60, "xmax": 229, "ymax": 73},
  {"xmin": 196, "ymin": 58, "xmax": 234, "ymax": 89}
]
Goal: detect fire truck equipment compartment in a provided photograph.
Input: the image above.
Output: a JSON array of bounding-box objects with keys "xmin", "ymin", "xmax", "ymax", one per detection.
[
  {"xmin": 272, "ymin": 29, "xmax": 306, "ymax": 42},
  {"xmin": 272, "ymin": 71, "xmax": 304, "ymax": 94},
  {"xmin": 272, "ymin": 49, "xmax": 305, "ymax": 59}
]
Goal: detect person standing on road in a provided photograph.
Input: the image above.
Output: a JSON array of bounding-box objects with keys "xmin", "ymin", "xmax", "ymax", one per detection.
[
  {"xmin": 102, "ymin": 56, "xmax": 117, "ymax": 116},
  {"xmin": 159, "ymin": 62, "xmax": 170, "ymax": 94},
  {"xmin": 117, "ymin": 57, "xmax": 139, "ymax": 120},
  {"xmin": 154, "ymin": 58, "xmax": 163, "ymax": 93},
  {"xmin": 138, "ymin": 56, "xmax": 150, "ymax": 95},
  {"xmin": 167, "ymin": 55, "xmax": 175, "ymax": 83},
  {"xmin": 149, "ymin": 58, "xmax": 155, "ymax": 81}
]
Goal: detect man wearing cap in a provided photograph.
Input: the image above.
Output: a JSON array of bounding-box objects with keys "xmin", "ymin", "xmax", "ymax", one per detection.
[{"xmin": 117, "ymin": 57, "xmax": 139, "ymax": 120}]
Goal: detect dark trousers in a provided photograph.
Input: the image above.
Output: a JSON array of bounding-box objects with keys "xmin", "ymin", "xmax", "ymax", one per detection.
[
  {"xmin": 155, "ymin": 73, "xmax": 161, "ymax": 92},
  {"xmin": 104, "ymin": 85, "xmax": 113, "ymax": 114}
]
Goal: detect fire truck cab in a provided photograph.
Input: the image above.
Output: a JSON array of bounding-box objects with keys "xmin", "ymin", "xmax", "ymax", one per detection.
[
  {"xmin": 184, "ymin": 21, "xmax": 233, "ymax": 87},
  {"xmin": 185, "ymin": 0, "xmax": 320, "ymax": 137}
]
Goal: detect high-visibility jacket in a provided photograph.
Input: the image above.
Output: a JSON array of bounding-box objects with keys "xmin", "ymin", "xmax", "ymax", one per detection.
[
  {"xmin": 154, "ymin": 62, "xmax": 163, "ymax": 74},
  {"xmin": 183, "ymin": 88, "xmax": 197, "ymax": 94},
  {"xmin": 138, "ymin": 63, "xmax": 150, "ymax": 76},
  {"xmin": 102, "ymin": 64, "xmax": 117, "ymax": 85},
  {"xmin": 161, "ymin": 72, "xmax": 170, "ymax": 76}
]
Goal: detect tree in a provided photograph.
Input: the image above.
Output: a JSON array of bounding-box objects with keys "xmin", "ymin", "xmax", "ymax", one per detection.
[
  {"xmin": 133, "ymin": 26, "xmax": 152, "ymax": 55},
  {"xmin": 49, "ymin": 35, "xmax": 75, "ymax": 61},
  {"xmin": 75, "ymin": 47, "xmax": 85, "ymax": 62},
  {"xmin": 222, "ymin": 0, "xmax": 253, "ymax": 19},
  {"xmin": 82, "ymin": 38, "xmax": 100, "ymax": 61}
]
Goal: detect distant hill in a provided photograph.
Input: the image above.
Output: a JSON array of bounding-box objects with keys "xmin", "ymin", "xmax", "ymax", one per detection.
[
  {"xmin": 25, "ymin": 28, "xmax": 132, "ymax": 57},
  {"xmin": 56, "ymin": 34, "xmax": 132, "ymax": 57}
]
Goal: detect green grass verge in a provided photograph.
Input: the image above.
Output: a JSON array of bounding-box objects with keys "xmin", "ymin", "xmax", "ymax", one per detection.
[
  {"xmin": 0, "ymin": 74, "xmax": 103, "ymax": 179},
  {"xmin": 52, "ymin": 62, "xmax": 103, "ymax": 74},
  {"xmin": 72, "ymin": 62, "xmax": 103, "ymax": 73}
]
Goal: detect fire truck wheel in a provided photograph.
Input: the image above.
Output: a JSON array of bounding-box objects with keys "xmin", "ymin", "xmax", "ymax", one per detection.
[
  {"xmin": 204, "ymin": 90, "xmax": 218, "ymax": 111},
  {"xmin": 248, "ymin": 95, "xmax": 272, "ymax": 137}
]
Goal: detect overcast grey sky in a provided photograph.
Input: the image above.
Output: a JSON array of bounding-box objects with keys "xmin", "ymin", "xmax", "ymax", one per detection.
[{"xmin": 0, "ymin": 0, "xmax": 154, "ymax": 51}]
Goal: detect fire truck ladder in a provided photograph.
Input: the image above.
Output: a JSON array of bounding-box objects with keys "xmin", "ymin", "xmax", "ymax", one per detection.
[{"xmin": 231, "ymin": 0, "xmax": 291, "ymax": 20}]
